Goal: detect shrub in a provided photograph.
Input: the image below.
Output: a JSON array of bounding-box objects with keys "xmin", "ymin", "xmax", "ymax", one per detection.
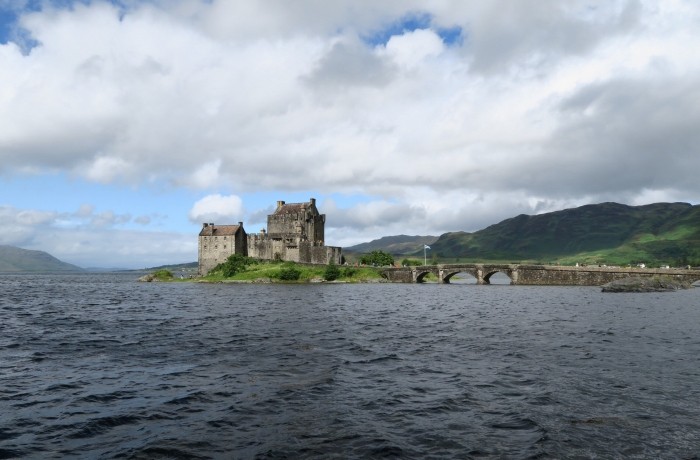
[
  {"xmin": 342, "ymin": 267, "xmax": 357, "ymax": 278},
  {"xmin": 360, "ymin": 250, "xmax": 394, "ymax": 266},
  {"xmin": 401, "ymin": 258, "xmax": 423, "ymax": 266},
  {"xmin": 153, "ymin": 269, "xmax": 173, "ymax": 280},
  {"xmin": 324, "ymin": 262, "xmax": 340, "ymax": 281},
  {"xmin": 214, "ymin": 254, "xmax": 254, "ymax": 277},
  {"xmin": 278, "ymin": 264, "xmax": 301, "ymax": 281}
]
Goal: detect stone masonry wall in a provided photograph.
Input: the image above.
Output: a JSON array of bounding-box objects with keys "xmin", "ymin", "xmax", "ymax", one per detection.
[
  {"xmin": 513, "ymin": 265, "xmax": 699, "ymax": 285},
  {"xmin": 381, "ymin": 264, "xmax": 700, "ymax": 285},
  {"xmin": 199, "ymin": 234, "xmax": 242, "ymax": 276},
  {"xmin": 246, "ymin": 234, "xmax": 341, "ymax": 265}
]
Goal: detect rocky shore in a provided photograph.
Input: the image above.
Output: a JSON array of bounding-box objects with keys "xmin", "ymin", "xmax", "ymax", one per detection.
[{"xmin": 602, "ymin": 276, "xmax": 693, "ymax": 293}]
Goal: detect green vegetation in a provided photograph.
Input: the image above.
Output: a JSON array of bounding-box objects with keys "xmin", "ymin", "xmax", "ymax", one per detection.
[
  {"xmin": 401, "ymin": 258, "xmax": 424, "ymax": 266},
  {"xmin": 418, "ymin": 202, "xmax": 700, "ymax": 267},
  {"xmin": 139, "ymin": 269, "xmax": 177, "ymax": 282},
  {"xmin": 278, "ymin": 264, "xmax": 301, "ymax": 281},
  {"xmin": 344, "ymin": 235, "xmax": 437, "ymax": 258},
  {"xmin": 360, "ymin": 250, "xmax": 394, "ymax": 266},
  {"xmin": 323, "ymin": 261, "xmax": 340, "ymax": 281},
  {"xmin": 153, "ymin": 269, "xmax": 174, "ymax": 280},
  {"xmin": 201, "ymin": 258, "xmax": 384, "ymax": 283},
  {"xmin": 144, "ymin": 261, "xmax": 198, "ymax": 271},
  {"xmin": 213, "ymin": 254, "xmax": 256, "ymax": 277}
]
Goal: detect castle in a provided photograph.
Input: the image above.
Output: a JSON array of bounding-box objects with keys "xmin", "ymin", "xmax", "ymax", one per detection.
[{"xmin": 198, "ymin": 198, "xmax": 342, "ymax": 275}]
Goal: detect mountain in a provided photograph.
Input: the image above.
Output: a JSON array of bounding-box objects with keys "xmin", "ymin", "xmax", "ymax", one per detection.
[
  {"xmin": 347, "ymin": 202, "xmax": 700, "ymax": 266},
  {"xmin": 0, "ymin": 245, "xmax": 84, "ymax": 272},
  {"xmin": 344, "ymin": 235, "xmax": 438, "ymax": 256},
  {"xmin": 427, "ymin": 202, "xmax": 700, "ymax": 265},
  {"xmin": 142, "ymin": 262, "xmax": 199, "ymax": 272}
]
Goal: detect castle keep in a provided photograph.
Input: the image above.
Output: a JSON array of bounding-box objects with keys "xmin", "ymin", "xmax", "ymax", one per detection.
[{"xmin": 198, "ymin": 198, "xmax": 342, "ymax": 275}]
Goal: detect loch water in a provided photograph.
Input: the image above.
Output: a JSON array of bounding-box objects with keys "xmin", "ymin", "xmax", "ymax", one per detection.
[{"xmin": 1, "ymin": 273, "xmax": 699, "ymax": 459}]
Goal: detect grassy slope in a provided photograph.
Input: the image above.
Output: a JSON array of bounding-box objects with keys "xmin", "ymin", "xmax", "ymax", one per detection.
[
  {"xmin": 426, "ymin": 202, "xmax": 700, "ymax": 266},
  {"xmin": 200, "ymin": 261, "xmax": 384, "ymax": 283},
  {"xmin": 344, "ymin": 235, "xmax": 438, "ymax": 257}
]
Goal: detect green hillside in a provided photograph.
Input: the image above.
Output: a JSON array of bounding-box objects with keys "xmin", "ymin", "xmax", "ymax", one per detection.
[
  {"xmin": 0, "ymin": 245, "xmax": 84, "ymax": 272},
  {"xmin": 422, "ymin": 202, "xmax": 700, "ymax": 267},
  {"xmin": 344, "ymin": 235, "xmax": 437, "ymax": 259}
]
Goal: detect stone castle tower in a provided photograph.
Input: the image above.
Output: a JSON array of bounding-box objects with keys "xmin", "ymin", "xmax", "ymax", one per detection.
[
  {"xmin": 197, "ymin": 222, "xmax": 247, "ymax": 276},
  {"xmin": 198, "ymin": 198, "xmax": 342, "ymax": 275}
]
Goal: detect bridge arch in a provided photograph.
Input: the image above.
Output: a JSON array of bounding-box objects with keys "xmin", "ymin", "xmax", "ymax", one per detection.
[
  {"xmin": 414, "ymin": 269, "xmax": 437, "ymax": 283},
  {"xmin": 483, "ymin": 269, "xmax": 514, "ymax": 285},
  {"xmin": 441, "ymin": 269, "xmax": 479, "ymax": 284}
]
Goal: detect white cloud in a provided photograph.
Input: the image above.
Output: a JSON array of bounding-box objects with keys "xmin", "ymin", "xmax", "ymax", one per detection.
[
  {"xmin": 188, "ymin": 194, "xmax": 243, "ymax": 223},
  {"xmin": 383, "ymin": 28, "xmax": 445, "ymax": 68},
  {"xmin": 1, "ymin": 0, "xmax": 699, "ymax": 263},
  {"xmin": 15, "ymin": 209, "xmax": 57, "ymax": 225},
  {"xmin": 0, "ymin": 204, "xmax": 196, "ymax": 268},
  {"xmin": 3, "ymin": 1, "xmax": 697, "ymax": 198},
  {"xmin": 84, "ymin": 156, "xmax": 134, "ymax": 183}
]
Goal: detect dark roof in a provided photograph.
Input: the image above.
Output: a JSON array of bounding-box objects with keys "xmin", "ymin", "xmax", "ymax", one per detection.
[
  {"xmin": 274, "ymin": 203, "xmax": 308, "ymax": 215},
  {"xmin": 273, "ymin": 199, "xmax": 321, "ymax": 216},
  {"xmin": 198, "ymin": 224, "xmax": 242, "ymax": 237}
]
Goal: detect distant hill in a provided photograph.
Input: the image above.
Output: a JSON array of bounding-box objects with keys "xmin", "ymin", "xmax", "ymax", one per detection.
[
  {"xmin": 0, "ymin": 245, "xmax": 84, "ymax": 272},
  {"xmin": 143, "ymin": 262, "xmax": 198, "ymax": 272},
  {"xmin": 426, "ymin": 202, "xmax": 700, "ymax": 266},
  {"xmin": 345, "ymin": 203, "xmax": 700, "ymax": 267},
  {"xmin": 344, "ymin": 235, "xmax": 437, "ymax": 256}
]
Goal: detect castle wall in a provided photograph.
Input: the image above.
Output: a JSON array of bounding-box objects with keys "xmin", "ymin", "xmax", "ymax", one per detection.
[
  {"xmin": 198, "ymin": 230, "xmax": 247, "ymax": 276},
  {"xmin": 310, "ymin": 245, "xmax": 342, "ymax": 265},
  {"xmin": 268, "ymin": 213, "xmax": 305, "ymax": 238},
  {"xmin": 246, "ymin": 234, "xmax": 341, "ymax": 265},
  {"xmin": 311, "ymin": 214, "xmax": 325, "ymax": 243},
  {"xmin": 247, "ymin": 234, "xmax": 277, "ymax": 260}
]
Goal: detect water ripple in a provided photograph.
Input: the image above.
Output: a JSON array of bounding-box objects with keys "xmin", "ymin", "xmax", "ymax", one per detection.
[{"xmin": 1, "ymin": 274, "xmax": 699, "ymax": 458}]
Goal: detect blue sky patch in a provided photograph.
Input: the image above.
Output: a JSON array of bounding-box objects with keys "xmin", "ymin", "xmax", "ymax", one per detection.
[
  {"xmin": 363, "ymin": 11, "xmax": 463, "ymax": 47},
  {"xmin": 0, "ymin": 7, "xmax": 17, "ymax": 44},
  {"xmin": 0, "ymin": 0, "xmax": 129, "ymax": 45}
]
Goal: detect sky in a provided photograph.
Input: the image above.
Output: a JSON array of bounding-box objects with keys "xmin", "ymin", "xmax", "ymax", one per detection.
[{"xmin": 1, "ymin": 0, "xmax": 700, "ymax": 268}]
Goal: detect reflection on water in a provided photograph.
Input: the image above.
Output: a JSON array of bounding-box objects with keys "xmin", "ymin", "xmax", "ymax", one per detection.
[{"xmin": 1, "ymin": 273, "xmax": 699, "ymax": 458}]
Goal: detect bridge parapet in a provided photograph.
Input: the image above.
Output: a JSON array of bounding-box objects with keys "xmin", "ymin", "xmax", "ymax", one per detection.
[
  {"xmin": 513, "ymin": 264, "xmax": 700, "ymax": 286},
  {"xmin": 380, "ymin": 264, "xmax": 700, "ymax": 286}
]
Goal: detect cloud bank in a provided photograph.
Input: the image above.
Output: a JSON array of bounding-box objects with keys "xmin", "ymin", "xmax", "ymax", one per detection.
[{"xmin": 1, "ymin": 0, "xmax": 699, "ymax": 266}]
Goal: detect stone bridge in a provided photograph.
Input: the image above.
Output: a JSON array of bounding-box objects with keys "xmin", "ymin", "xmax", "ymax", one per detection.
[{"xmin": 380, "ymin": 263, "xmax": 700, "ymax": 286}]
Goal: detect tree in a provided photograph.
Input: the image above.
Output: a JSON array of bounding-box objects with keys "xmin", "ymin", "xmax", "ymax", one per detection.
[
  {"xmin": 360, "ymin": 250, "xmax": 394, "ymax": 266},
  {"xmin": 215, "ymin": 254, "xmax": 253, "ymax": 277},
  {"xmin": 278, "ymin": 264, "xmax": 301, "ymax": 281},
  {"xmin": 324, "ymin": 261, "xmax": 340, "ymax": 281}
]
